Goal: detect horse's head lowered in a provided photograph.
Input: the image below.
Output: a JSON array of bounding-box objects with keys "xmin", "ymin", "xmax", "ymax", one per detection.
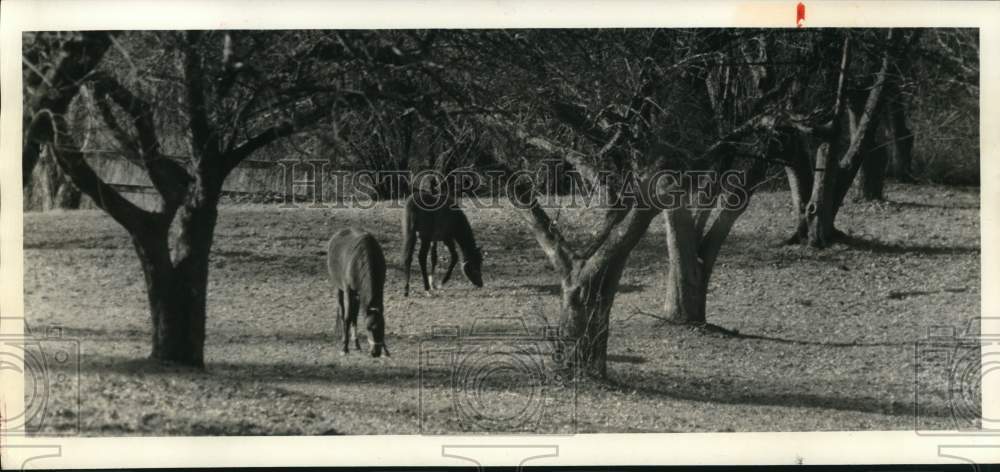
[
  {"xmin": 462, "ymin": 246, "xmax": 484, "ymax": 288},
  {"xmin": 365, "ymin": 307, "xmax": 389, "ymax": 358}
]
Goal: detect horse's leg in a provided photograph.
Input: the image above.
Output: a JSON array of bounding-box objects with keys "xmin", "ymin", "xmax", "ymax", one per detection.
[
  {"xmin": 440, "ymin": 239, "xmax": 459, "ymax": 286},
  {"xmin": 340, "ymin": 289, "xmax": 351, "ymax": 355},
  {"xmin": 429, "ymin": 241, "xmax": 438, "ymax": 289},
  {"xmin": 418, "ymin": 239, "xmax": 432, "ymax": 294},
  {"xmin": 353, "ymin": 315, "xmax": 362, "ymax": 351},
  {"xmin": 402, "ymin": 229, "xmax": 416, "ymax": 297},
  {"xmin": 352, "ymin": 294, "xmax": 363, "ymax": 351},
  {"xmin": 347, "ymin": 290, "xmax": 361, "ymax": 353}
]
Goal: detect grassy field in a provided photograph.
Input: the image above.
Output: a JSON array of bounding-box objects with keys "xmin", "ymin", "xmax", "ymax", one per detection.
[{"xmin": 22, "ymin": 183, "xmax": 980, "ymax": 435}]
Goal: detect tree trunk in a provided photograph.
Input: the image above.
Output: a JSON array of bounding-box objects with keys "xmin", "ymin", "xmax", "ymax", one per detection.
[
  {"xmin": 131, "ymin": 189, "xmax": 220, "ymax": 367},
  {"xmin": 876, "ymin": 63, "xmax": 913, "ymax": 184},
  {"xmin": 662, "ymin": 208, "xmax": 707, "ymax": 324},
  {"xmin": 783, "ymin": 133, "xmax": 814, "ymax": 245},
  {"xmin": 558, "ymin": 259, "xmax": 625, "ymax": 379},
  {"xmin": 856, "ymin": 144, "xmax": 888, "ymax": 201},
  {"xmin": 885, "ymin": 90, "xmax": 913, "ymax": 183},
  {"xmin": 804, "ymin": 143, "xmax": 837, "ymax": 248}
]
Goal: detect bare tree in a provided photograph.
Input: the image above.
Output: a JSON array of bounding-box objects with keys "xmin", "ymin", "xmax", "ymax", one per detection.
[
  {"xmin": 422, "ymin": 30, "xmax": 786, "ymax": 375},
  {"xmin": 26, "ymin": 30, "xmax": 429, "ymax": 366},
  {"xmin": 780, "ymin": 29, "xmax": 904, "ymax": 248}
]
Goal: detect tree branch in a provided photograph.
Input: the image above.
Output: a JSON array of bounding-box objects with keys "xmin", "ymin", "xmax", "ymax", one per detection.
[
  {"xmin": 832, "ymin": 30, "xmax": 896, "ymax": 205},
  {"xmin": 698, "ymin": 157, "xmax": 767, "ymax": 282},
  {"xmin": 48, "ymin": 116, "xmax": 159, "ymax": 234},
  {"xmin": 182, "ymin": 31, "xmax": 220, "ymax": 177},
  {"xmin": 509, "ymin": 178, "xmax": 577, "ymax": 274},
  {"xmin": 221, "ymin": 96, "xmax": 336, "ymax": 176},
  {"xmin": 91, "ymin": 74, "xmax": 192, "ymax": 210}
]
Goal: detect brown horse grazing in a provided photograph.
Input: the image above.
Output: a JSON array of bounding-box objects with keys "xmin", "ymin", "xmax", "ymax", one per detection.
[
  {"xmin": 402, "ymin": 191, "xmax": 484, "ymax": 297},
  {"xmin": 327, "ymin": 228, "xmax": 389, "ymax": 357}
]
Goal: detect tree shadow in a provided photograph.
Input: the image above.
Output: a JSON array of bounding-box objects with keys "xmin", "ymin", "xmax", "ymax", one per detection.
[
  {"xmin": 836, "ymin": 233, "xmax": 979, "ymax": 256},
  {"xmin": 601, "ymin": 372, "xmax": 948, "ymax": 419},
  {"xmin": 517, "ymin": 283, "xmax": 646, "ymax": 296},
  {"xmin": 57, "ymin": 326, "xmax": 337, "ymax": 344},
  {"xmin": 663, "ymin": 322, "xmax": 915, "ymax": 348},
  {"xmin": 887, "ymin": 200, "xmax": 979, "ymax": 211},
  {"xmin": 68, "ymin": 350, "xmax": 950, "ymax": 421},
  {"xmin": 887, "ymin": 290, "xmax": 936, "ymax": 300},
  {"xmin": 607, "ymin": 354, "xmax": 647, "ymax": 364},
  {"xmin": 71, "ymin": 354, "xmax": 553, "ymax": 392}
]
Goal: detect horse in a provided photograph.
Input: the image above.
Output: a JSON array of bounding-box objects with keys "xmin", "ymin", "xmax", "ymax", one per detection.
[
  {"xmin": 326, "ymin": 228, "xmax": 390, "ymax": 357},
  {"xmin": 401, "ymin": 190, "xmax": 484, "ymax": 297}
]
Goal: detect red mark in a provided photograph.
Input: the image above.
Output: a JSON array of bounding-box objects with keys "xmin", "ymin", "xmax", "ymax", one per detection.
[{"xmin": 796, "ymin": 2, "xmax": 806, "ymax": 28}]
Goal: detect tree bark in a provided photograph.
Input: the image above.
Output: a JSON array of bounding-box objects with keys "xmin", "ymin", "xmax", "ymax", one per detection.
[
  {"xmin": 558, "ymin": 259, "xmax": 626, "ymax": 379},
  {"xmin": 805, "ymin": 143, "xmax": 837, "ymax": 248},
  {"xmin": 131, "ymin": 187, "xmax": 220, "ymax": 367},
  {"xmin": 663, "ymin": 207, "xmax": 707, "ymax": 324},
  {"xmin": 661, "ymin": 159, "xmax": 766, "ymax": 323}
]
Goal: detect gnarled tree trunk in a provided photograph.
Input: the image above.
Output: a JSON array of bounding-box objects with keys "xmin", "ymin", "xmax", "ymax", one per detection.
[{"xmin": 558, "ymin": 258, "xmax": 627, "ymax": 378}]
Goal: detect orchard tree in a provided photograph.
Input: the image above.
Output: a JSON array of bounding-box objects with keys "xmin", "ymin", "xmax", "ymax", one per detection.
[
  {"xmin": 421, "ymin": 30, "xmax": 785, "ymax": 376},
  {"xmin": 24, "ymin": 30, "xmax": 433, "ymax": 367},
  {"xmin": 778, "ymin": 29, "xmax": 912, "ymax": 247}
]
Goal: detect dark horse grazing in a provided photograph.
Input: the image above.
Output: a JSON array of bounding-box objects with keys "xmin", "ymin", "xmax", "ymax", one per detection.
[
  {"xmin": 327, "ymin": 228, "xmax": 389, "ymax": 357},
  {"xmin": 402, "ymin": 191, "xmax": 484, "ymax": 297}
]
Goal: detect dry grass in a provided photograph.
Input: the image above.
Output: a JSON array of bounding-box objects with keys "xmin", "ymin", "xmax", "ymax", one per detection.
[{"xmin": 22, "ymin": 183, "xmax": 980, "ymax": 435}]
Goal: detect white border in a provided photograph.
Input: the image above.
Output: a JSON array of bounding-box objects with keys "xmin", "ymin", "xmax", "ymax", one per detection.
[{"xmin": 2, "ymin": 0, "xmax": 998, "ymax": 468}]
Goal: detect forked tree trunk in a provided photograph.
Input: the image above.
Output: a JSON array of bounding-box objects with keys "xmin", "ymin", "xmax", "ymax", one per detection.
[
  {"xmin": 661, "ymin": 160, "xmax": 766, "ymax": 324},
  {"xmin": 132, "ymin": 189, "xmax": 220, "ymax": 367},
  {"xmin": 517, "ymin": 186, "xmax": 657, "ymax": 378},
  {"xmin": 785, "ymin": 31, "xmax": 896, "ymax": 248}
]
